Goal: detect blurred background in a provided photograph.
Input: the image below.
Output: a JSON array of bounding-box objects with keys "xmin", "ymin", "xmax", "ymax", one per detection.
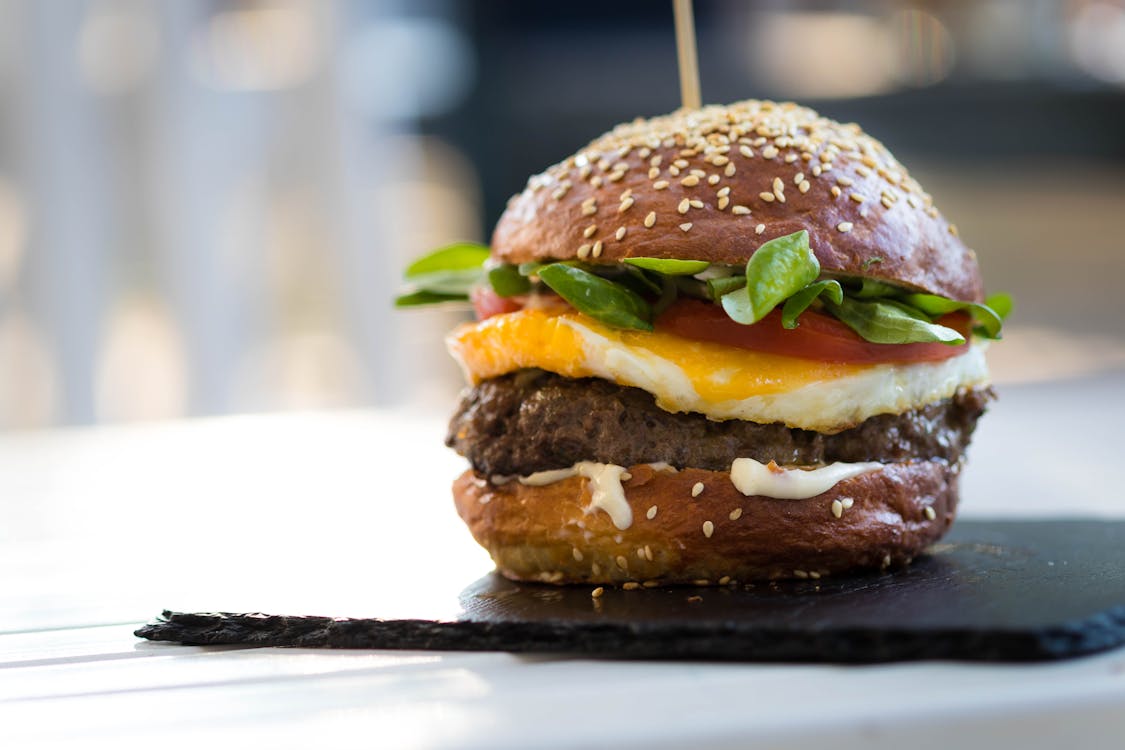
[{"xmin": 1, "ymin": 0, "xmax": 1123, "ymax": 430}]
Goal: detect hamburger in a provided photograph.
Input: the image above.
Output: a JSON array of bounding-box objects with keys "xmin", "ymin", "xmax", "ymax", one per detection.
[{"xmin": 397, "ymin": 99, "xmax": 1009, "ymax": 585}]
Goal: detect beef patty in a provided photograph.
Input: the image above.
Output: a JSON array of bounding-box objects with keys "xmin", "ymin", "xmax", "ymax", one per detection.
[{"xmin": 447, "ymin": 369, "xmax": 993, "ymax": 477}]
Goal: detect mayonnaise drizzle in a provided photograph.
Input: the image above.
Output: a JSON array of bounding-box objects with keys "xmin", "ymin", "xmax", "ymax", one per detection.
[
  {"xmin": 729, "ymin": 457, "xmax": 881, "ymax": 499},
  {"xmin": 520, "ymin": 461, "xmax": 634, "ymax": 530}
]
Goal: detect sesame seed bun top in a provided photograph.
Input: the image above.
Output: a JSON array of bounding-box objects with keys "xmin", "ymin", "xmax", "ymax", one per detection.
[{"xmin": 491, "ymin": 99, "xmax": 984, "ymax": 303}]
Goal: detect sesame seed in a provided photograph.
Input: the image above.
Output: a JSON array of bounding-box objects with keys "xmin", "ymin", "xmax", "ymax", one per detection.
[
  {"xmin": 762, "ymin": 145, "xmax": 779, "ymax": 159},
  {"xmin": 577, "ymin": 243, "xmax": 592, "ymax": 258},
  {"xmin": 668, "ymin": 166, "xmax": 680, "ymax": 177},
  {"xmin": 729, "ymin": 507, "xmax": 742, "ymax": 521},
  {"xmin": 646, "ymin": 504, "xmax": 658, "ymax": 519},
  {"xmin": 707, "ymin": 174, "xmax": 720, "ymax": 185},
  {"xmin": 644, "ymin": 211, "xmax": 656, "ymax": 228},
  {"xmin": 677, "ymin": 198, "xmax": 690, "ymax": 214},
  {"xmin": 591, "ymin": 586, "xmax": 604, "ymax": 598},
  {"xmin": 831, "ymin": 499, "xmax": 844, "ymax": 518},
  {"xmin": 650, "ymin": 154, "xmax": 663, "ymax": 167},
  {"xmin": 616, "ymin": 226, "xmax": 627, "ymax": 240},
  {"xmin": 882, "ymin": 554, "xmax": 892, "ymax": 568},
  {"xmin": 687, "ymin": 595, "xmax": 703, "ymax": 603},
  {"xmin": 693, "ymin": 579, "xmax": 710, "ymax": 587},
  {"xmin": 759, "ymin": 192, "xmax": 776, "ymax": 202},
  {"xmin": 948, "ymin": 224, "xmax": 959, "ymax": 236},
  {"xmin": 653, "ymin": 180, "xmax": 669, "ymax": 190},
  {"xmin": 592, "ymin": 240, "xmax": 603, "ymax": 258},
  {"xmin": 925, "ymin": 506, "xmax": 937, "ymax": 520},
  {"xmin": 679, "ymin": 222, "xmax": 693, "ymax": 232},
  {"xmin": 636, "ymin": 547, "xmax": 646, "ymax": 560},
  {"xmin": 618, "ymin": 196, "xmax": 635, "ymax": 213},
  {"xmin": 739, "ymin": 145, "xmax": 754, "ymax": 158},
  {"xmin": 794, "ymin": 569, "xmax": 809, "ymax": 579},
  {"xmin": 583, "ymin": 224, "xmax": 597, "ymax": 238},
  {"xmin": 648, "ymin": 167, "xmax": 660, "ymax": 179},
  {"xmin": 643, "ymin": 580, "xmax": 660, "ymax": 588},
  {"xmin": 717, "ymin": 186, "xmax": 731, "ymax": 197},
  {"xmin": 812, "ymin": 164, "xmax": 822, "ymax": 177},
  {"xmin": 711, "ymin": 155, "xmax": 730, "ymax": 166},
  {"xmin": 691, "ymin": 482, "xmax": 704, "ymax": 497},
  {"xmin": 842, "ymin": 497, "xmax": 854, "ymax": 509},
  {"xmin": 689, "ymin": 199, "xmax": 703, "ymax": 208},
  {"xmin": 590, "ymin": 176, "xmax": 603, "ymax": 187},
  {"xmin": 755, "ymin": 223, "xmax": 765, "ymax": 234},
  {"xmin": 809, "ymin": 571, "xmax": 822, "ymax": 579},
  {"xmin": 591, "ymin": 562, "xmax": 601, "ymax": 575},
  {"xmin": 732, "ymin": 205, "xmax": 751, "ymax": 215},
  {"xmin": 856, "ymin": 165, "xmax": 871, "ymax": 177},
  {"xmin": 681, "ymin": 175, "xmax": 700, "ymax": 187},
  {"xmin": 718, "ymin": 196, "xmax": 730, "ymax": 210},
  {"xmin": 881, "ymin": 196, "xmax": 894, "ymax": 208},
  {"xmin": 836, "ymin": 221, "xmax": 853, "ymax": 233},
  {"xmin": 830, "ymin": 186, "xmax": 842, "ymax": 198},
  {"xmin": 793, "ymin": 172, "xmax": 804, "ymax": 185},
  {"xmin": 799, "ymin": 180, "xmax": 811, "ymax": 194},
  {"xmin": 608, "ymin": 169, "xmax": 626, "ymax": 182},
  {"xmin": 623, "ymin": 582, "xmax": 640, "ymax": 591},
  {"xmin": 616, "ymin": 555, "xmax": 628, "ymax": 570},
  {"xmin": 849, "ymin": 193, "xmax": 865, "ymax": 203},
  {"xmin": 638, "ymin": 147, "xmax": 651, "ymax": 158},
  {"xmin": 573, "ymin": 547, "xmax": 585, "ymax": 562},
  {"xmin": 784, "ymin": 153, "xmax": 798, "ymax": 163},
  {"xmin": 718, "ymin": 575, "xmax": 731, "ymax": 585},
  {"xmin": 644, "ymin": 545, "xmax": 654, "ymax": 561},
  {"xmin": 724, "ymin": 163, "xmax": 736, "ymax": 177},
  {"xmin": 836, "ymin": 175, "xmax": 854, "ymax": 187},
  {"xmin": 702, "ymin": 520, "xmax": 714, "ymax": 538},
  {"xmin": 772, "ymin": 177, "xmax": 785, "ymax": 194}
]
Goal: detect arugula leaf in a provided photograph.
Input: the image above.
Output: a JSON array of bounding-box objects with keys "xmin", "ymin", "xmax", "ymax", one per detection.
[
  {"xmin": 722, "ymin": 231, "xmax": 819, "ymax": 324},
  {"xmin": 852, "ymin": 278, "xmax": 901, "ymax": 299},
  {"xmin": 706, "ymin": 275, "xmax": 746, "ymax": 302},
  {"xmin": 393, "ymin": 290, "xmax": 470, "ymax": 308},
  {"xmin": 825, "ymin": 297, "xmax": 965, "ymax": 345},
  {"xmin": 899, "ymin": 293, "xmax": 1004, "ymax": 339},
  {"xmin": 487, "ymin": 264, "xmax": 531, "ymax": 297},
  {"xmin": 403, "ymin": 268, "xmax": 485, "ymax": 296},
  {"xmin": 536, "ymin": 263, "xmax": 653, "ymax": 331},
  {"xmin": 404, "ymin": 243, "xmax": 490, "ymax": 277},
  {"xmin": 399, "ymin": 243, "xmax": 489, "ymax": 298},
  {"xmin": 986, "ymin": 292, "xmax": 1014, "ymax": 321},
  {"xmin": 781, "ymin": 280, "xmax": 843, "ymax": 329},
  {"xmin": 623, "ymin": 257, "xmax": 711, "ymax": 275}
]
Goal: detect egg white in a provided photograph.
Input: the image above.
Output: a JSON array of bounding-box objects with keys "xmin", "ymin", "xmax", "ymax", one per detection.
[{"xmin": 558, "ymin": 316, "xmax": 991, "ymax": 433}]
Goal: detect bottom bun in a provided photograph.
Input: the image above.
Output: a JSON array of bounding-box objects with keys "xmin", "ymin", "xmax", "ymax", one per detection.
[{"xmin": 453, "ymin": 461, "xmax": 960, "ymax": 584}]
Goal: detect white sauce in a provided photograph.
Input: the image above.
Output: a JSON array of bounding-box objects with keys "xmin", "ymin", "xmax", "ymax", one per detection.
[
  {"xmin": 729, "ymin": 458, "xmax": 881, "ymax": 499},
  {"xmin": 519, "ymin": 461, "xmax": 634, "ymax": 530}
]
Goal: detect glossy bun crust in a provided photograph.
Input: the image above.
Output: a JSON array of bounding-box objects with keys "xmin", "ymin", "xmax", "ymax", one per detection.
[
  {"xmin": 493, "ymin": 100, "xmax": 983, "ymax": 303},
  {"xmin": 453, "ymin": 461, "xmax": 960, "ymax": 585}
]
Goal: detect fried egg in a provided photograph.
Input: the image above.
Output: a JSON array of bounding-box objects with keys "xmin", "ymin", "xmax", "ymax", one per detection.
[{"xmin": 447, "ymin": 308, "xmax": 990, "ymax": 433}]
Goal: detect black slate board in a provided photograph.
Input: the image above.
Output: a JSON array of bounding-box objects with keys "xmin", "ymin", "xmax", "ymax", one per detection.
[{"xmin": 136, "ymin": 520, "xmax": 1125, "ymax": 662}]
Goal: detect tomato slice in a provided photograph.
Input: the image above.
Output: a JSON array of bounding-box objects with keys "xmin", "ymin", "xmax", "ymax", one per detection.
[
  {"xmin": 656, "ymin": 299, "xmax": 970, "ymax": 364},
  {"xmin": 471, "ymin": 287, "xmax": 523, "ymax": 319}
]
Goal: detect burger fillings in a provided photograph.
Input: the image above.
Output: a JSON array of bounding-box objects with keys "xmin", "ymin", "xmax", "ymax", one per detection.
[{"xmin": 397, "ymin": 99, "xmax": 1010, "ymax": 585}]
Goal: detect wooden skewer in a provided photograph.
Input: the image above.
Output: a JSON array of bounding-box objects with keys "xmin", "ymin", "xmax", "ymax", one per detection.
[{"xmin": 673, "ymin": 0, "xmax": 701, "ymax": 109}]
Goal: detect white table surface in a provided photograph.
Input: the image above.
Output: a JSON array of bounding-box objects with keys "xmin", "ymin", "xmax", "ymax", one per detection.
[{"xmin": 2, "ymin": 368, "xmax": 1124, "ymax": 749}]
